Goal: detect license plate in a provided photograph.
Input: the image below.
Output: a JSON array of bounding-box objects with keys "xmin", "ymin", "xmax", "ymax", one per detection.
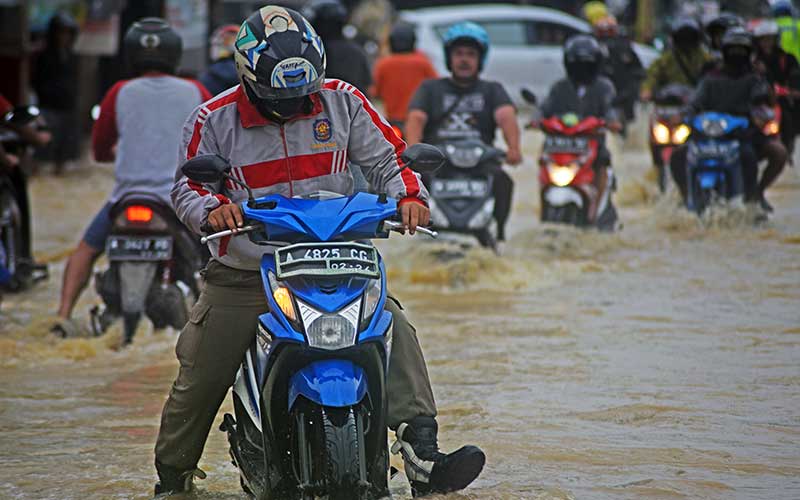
[
  {"xmin": 275, "ymin": 242, "xmax": 379, "ymax": 279},
  {"xmin": 544, "ymin": 135, "xmax": 588, "ymax": 152},
  {"xmin": 431, "ymin": 179, "xmax": 488, "ymax": 198},
  {"xmin": 693, "ymin": 140, "xmax": 737, "ymax": 159},
  {"xmin": 106, "ymin": 236, "xmax": 172, "ymax": 261}
]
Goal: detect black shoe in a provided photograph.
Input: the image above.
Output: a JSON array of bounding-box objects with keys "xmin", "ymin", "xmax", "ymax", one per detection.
[
  {"xmin": 391, "ymin": 416, "xmax": 485, "ymax": 497},
  {"xmin": 154, "ymin": 461, "xmax": 205, "ymax": 498}
]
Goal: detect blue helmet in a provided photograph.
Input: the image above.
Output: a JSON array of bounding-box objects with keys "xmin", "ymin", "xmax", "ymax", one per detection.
[
  {"xmin": 442, "ymin": 22, "xmax": 490, "ymax": 71},
  {"xmin": 772, "ymin": 0, "xmax": 794, "ymax": 17}
]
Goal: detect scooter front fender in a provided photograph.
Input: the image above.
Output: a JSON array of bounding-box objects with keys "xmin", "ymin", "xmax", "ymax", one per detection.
[{"xmin": 288, "ymin": 359, "xmax": 367, "ymax": 410}]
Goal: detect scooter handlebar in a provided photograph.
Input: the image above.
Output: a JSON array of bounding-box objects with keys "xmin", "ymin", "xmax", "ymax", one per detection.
[
  {"xmin": 382, "ymin": 220, "xmax": 438, "ymax": 238},
  {"xmin": 200, "ymin": 225, "xmax": 258, "ymax": 245}
]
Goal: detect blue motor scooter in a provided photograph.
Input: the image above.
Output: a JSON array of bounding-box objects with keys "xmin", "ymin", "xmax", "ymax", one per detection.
[
  {"xmin": 685, "ymin": 112, "xmax": 749, "ymax": 214},
  {"xmin": 180, "ymin": 144, "xmax": 442, "ymax": 500}
]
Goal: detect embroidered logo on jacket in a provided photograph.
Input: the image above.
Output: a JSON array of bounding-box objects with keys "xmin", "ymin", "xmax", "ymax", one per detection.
[{"xmin": 313, "ymin": 118, "xmax": 333, "ymax": 142}]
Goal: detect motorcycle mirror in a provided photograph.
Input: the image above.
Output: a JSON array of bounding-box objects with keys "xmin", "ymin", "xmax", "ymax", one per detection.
[
  {"xmin": 181, "ymin": 154, "xmax": 232, "ymax": 183},
  {"xmin": 4, "ymin": 105, "xmax": 40, "ymax": 125},
  {"xmin": 401, "ymin": 143, "xmax": 445, "ymax": 174},
  {"xmin": 520, "ymin": 88, "xmax": 537, "ymax": 105}
]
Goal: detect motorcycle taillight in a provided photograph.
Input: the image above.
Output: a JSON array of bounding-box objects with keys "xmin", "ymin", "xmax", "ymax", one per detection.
[{"xmin": 126, "ymin": 205, "xmax": 153, "ymax": 223}]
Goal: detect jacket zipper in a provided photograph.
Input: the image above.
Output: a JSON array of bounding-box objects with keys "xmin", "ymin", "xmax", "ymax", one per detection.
[{"xmin": 279, "ymin": 124, "xmax": 293, "ymax": 197}]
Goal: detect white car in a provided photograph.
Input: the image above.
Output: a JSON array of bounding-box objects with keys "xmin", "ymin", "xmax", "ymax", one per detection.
[{"xmin": 400, "ymin": 4, "xmax": 659, "ymax": 106}]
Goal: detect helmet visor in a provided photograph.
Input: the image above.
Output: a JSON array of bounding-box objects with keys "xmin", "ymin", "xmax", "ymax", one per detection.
[{"xmin": 247, "ymin": 75, "xmax": 324, "ymax": 100}]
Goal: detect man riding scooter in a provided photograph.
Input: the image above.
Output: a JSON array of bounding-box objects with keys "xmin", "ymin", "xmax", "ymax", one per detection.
[
  {"xmin": 405, "ymin": 22, "xmax": 521, "ymax": 252},
  {"xmin": 52, "ymin": 18, "xmax": 211, "ymax": 337},
  {"xmin": 670, "ymin": 27, "xmax": 787, "ymax": 214},
  {"xmin": 752, "ymin": 19, "xmax": 800, "ymax": 160},
  {"xmin": 154, "ymin": 6, "xmax": 485, "ymax": 497},
  {"xmin": 539, "ymin": 34, "xmax": 621, "ymax": 228}
]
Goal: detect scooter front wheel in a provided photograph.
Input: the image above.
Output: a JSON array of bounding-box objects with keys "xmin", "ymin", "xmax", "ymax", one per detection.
[{"xmin": 322, "ymin": 406, "xmax": 367, "ymax": 500}]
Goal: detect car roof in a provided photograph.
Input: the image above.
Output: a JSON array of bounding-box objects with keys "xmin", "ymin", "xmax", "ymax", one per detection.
[{"xmin": 400, "ymin": 3, "xmax": 590, "ymax": 31}]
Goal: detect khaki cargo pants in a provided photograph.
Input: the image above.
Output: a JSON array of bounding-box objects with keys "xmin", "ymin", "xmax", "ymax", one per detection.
[{"xmin": 155, "ymin": 261, "xmax": 437, "ymax": 471}]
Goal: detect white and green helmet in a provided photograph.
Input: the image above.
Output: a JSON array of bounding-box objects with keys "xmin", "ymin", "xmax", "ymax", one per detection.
[{"xmin": 234, "ymin": 5, "xmax": 326, "ymax": 100}]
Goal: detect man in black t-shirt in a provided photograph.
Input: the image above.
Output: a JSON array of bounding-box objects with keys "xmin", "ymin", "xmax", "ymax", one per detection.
[{"xmin": 405, "ymin": 22, "xmax": 521, "ymax": 248}]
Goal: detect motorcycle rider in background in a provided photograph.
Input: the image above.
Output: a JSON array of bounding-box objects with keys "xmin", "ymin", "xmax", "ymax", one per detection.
[
  {"xmin": 0, "ymin": 93, "xmax": 51, "ymax": 278},
  {"xmin": 752, "ymin": 19, "xmax": 800, "ymax": 161},
  {"xmin": 772, "ymin": 0, "xmax": 800, "ymax": 62},
  {"xmin": 540, "ymin": 34, "xmax": 621, "ymax": 223},
  {"xmin": 670, "ymin": 28, "xmax": 787, "ymax": 213},
  {"xmin": 52, "ymin": 18, "xmax": 211, "ymax": 337},
  {"xmin": 154, "ymin": 6, "xmax": 485, "ymax": 497},
  {"xmin": 640, "ymin": 17, "xmax": 711, "ymax": 102},
  {"xmin": 304, "ymin": 0, "xmax": 372, "ymax": 96},
  {"xmin": 405, "ymin": 22, "xmax": 521, "ymax": 251},
  {"xmin": 371, "ymin": 22, "xmax": 438, "ymax": 130},
  {"xmin": 593, "ymin": 15, "xmax": 644, "ymax": 132},
  {"xmin": 199, "ymin": 24, "xmax": 240, "ymax": 96}
]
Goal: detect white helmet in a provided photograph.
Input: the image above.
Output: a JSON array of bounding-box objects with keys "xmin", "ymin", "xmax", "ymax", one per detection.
[{"xmin": 752, "ymin": 20, "xmax": 779, "ymax": 38}]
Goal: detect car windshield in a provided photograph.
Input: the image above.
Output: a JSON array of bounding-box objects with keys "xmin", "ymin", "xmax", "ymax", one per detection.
[{"xmin": 434, "ymin": 20, "xmax": 529, "ymax": 46}]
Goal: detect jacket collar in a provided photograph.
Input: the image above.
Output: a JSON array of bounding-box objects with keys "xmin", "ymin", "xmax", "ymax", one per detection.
[{"xmin": 236, "ymin": 87, "xmax": 324, "ymax": 128}]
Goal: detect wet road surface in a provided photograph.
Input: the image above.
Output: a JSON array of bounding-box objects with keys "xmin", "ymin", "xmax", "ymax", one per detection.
[{"xmin": 1, "ymin": 130, "xmax": 799, "ymax": 499}]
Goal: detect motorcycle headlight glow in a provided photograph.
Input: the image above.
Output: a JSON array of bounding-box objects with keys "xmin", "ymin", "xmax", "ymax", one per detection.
[
  {"xmin": 361, "ymin": 277, "xmax": 382, "ymax": 329},
  {"xmin": 268, "ymin": 271, "xmax": 297, "ymax": 322},
  {"xmin": 701, "ymin": 119, "xmax": 726, "ymax": 137},
  {"xmin": 303, "ymin": 299, "xmax": 360, "ymax": 350},
  {"xmin": 763, "ymin": 120, "xmax": 780, "ymax": 136},
  {"xmin": 672, "ymin": 124, "xmax": 690, "ymax": 144},
  {"xmin": 652, "ymin": 122, "xmax": 671, "ymax": 144},
  {"xmin": 446, "ymin": 145, "xmax": 483, "ymax": 168},
  {"xmin": 547, "ymin": 163, "xmax": 579, "ymax": 187}
]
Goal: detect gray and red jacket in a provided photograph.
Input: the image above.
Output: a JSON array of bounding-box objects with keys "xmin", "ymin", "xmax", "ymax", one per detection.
[{"xmin": 171, "ymin": 79, "xmax": 429, "ymax": 271}]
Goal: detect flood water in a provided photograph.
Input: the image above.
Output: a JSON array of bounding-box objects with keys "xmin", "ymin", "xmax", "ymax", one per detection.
[{"xmin": 1, "ymin": 126, "xmax": 799, "ymax": 500}]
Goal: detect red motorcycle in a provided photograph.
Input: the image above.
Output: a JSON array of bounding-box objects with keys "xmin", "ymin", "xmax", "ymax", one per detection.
[
  {"xmin": 534, "ymin": 114, "xmax": 617, "ymax": 230},
  {"xmin": 649, "ymin": 84, "xmax": 692, "ymax": 192}
]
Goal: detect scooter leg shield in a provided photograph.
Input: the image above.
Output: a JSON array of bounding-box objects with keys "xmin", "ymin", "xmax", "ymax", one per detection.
[{"xmin": 288, "ymin": 360, "xmax": 368, "ymax": 410}]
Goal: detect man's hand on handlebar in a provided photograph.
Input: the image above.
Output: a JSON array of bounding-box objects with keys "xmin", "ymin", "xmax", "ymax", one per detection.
[
  {"xmin": 506, "ymin": 147, "xmax": 523, "ymax": 166},
  {"xmin": 208, "ymin": 203, "xmax": 243, "ymax": 232},
  {"xmin": 400, "ymin": 200, "xmax": 430, "ymax": 235}
]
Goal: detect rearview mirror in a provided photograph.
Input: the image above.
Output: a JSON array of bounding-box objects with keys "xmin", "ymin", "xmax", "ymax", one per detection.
[
  {"xmin": 520, "ymin": 88, "xmax": 537, "ymax": 105},
  {"xmin": 401, "ymin": 143, "xmax": 444, "ymax": 175},
  {"xmin": 181, "ymin": 154, "xmax": 232, "ymax": 183}
]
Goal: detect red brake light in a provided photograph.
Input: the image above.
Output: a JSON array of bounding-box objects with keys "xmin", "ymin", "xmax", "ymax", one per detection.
[{"xmin": 126, "ymin": 205, "xmax": 153, "ymax": 223}]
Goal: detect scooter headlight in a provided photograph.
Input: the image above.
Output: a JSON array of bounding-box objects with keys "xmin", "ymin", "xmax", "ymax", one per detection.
[
  {"xmin": 268, "ymin": 271, "xmax": 297, "ymax": 323},
  {"xmin": 547, "ymin": 163, "xmax": 579, "ymax": 187},
  {"xmin": 672, "ymin": 124, "xmax": 690, "ymax": 144},
  {"xmin": 446, "ymin": 144, "xmax": 483, "ymax": 168},
  {"xmin": 304, "ymin": 299, "xmax": 360, "ymax": 350},
  {"xmin": 652, "ymin": 122, "xmax": 671, "ymax": 144},
  {"xmin": 701, "ymin": 118, "xmax": 726, "ymax": 137},
  {"xmin": 361, "ymin": 277, "xmax": 382, "ymax": 329}
]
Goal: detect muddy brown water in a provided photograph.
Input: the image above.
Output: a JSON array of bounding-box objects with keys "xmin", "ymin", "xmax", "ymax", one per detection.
[{"xmin": 1, "ymin": 130, "xmax": 799, "ymax": 499}]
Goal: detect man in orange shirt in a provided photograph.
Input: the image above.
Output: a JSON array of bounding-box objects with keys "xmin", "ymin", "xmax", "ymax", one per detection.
[{"xmin": 371, "ymin": 23, "xmax": 437, "ymax": 130}]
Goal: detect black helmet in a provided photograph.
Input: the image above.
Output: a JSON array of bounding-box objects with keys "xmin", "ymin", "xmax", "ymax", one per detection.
[
  {"xmin": 389, "ymin": 22, "xmax": 416, "ymax": 53},
  {"xmin": 563, "ymin": 34, "xmax": 603, "ymax": 84},
  {"xmin": 234, "ymin": 6, "xmax": 326, "ymax": 120},
  {"xmin": 670, "ymin": 16, "xmax": 701, "ymax": 48},
  {"xmin": 123, "ymin": 18, "xmax": 182, "ymax": 75},
  {"xmin": 705, "ymin": 13, "xmax": 744, "ymax": 49},
  {"xmin": 303, "ymin": 0, "xmax": 347, "ymax": 39},
  {"xmin": 721, "ymin": 26, "xmax": 753, "ymax": 72}
]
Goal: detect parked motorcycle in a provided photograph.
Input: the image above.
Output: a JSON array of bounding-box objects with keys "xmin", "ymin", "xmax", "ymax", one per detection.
[
  {"xmin": 683, "ymin": 111, "xmax": 749, "ymax": 214},
  {"xmin": 90, "ymin": 193, "xmax": 206, "ymax": 344},
  {"xmin": 535, "ymin": 114, "xmax": 617, "ymax": 230},
  {"xmin": 0, "ymin": 105, "xmax": 48, "ymax": 295},
  {"xmin": 180, "ymin": 144, "xmax": 442, "ymax": 499},
  {"xmin": 650, "ymin": 84, "xmax": 692, "ymax": 192},
  {"xmin": 427, "ymin": 139, "xmax": 504, "ymax": 250}
]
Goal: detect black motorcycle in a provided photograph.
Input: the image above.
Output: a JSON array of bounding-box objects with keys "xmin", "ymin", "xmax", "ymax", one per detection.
[
  {"xmin": 90, "ymin": 193, "xmax": 206, "ymax": 344},
  {"xmin": 427, "ymin": 139, "xmax": 504, "ymax": 250},
  {"xmin": 0, "ymin": 105, "xmax": 48, "ymax": 294}
]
